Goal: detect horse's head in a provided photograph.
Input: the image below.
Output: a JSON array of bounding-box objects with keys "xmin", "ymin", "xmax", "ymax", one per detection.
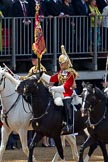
[
  {"xmin": 0, "ymin": 67, "xmax": 20, "ymax": 92},
  {"xmin": 16, "ymin": 75, "xmax": 41, "ymax": 95},
  {"xmin": 0, "ymin": 67, "xmax": 6, "ymax": 91},
  {"xmin": 81, "ymin": 82, "xmax": 106, "ymax": 117},
  {"xmin": 81, "ymin": 83, "xmax": 97, "ymax": 116}
]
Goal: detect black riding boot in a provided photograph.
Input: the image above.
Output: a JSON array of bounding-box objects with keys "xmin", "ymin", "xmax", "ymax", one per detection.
[{"xmin": 62, "ymin": 98, "xmax": 73, "ymax": 134}]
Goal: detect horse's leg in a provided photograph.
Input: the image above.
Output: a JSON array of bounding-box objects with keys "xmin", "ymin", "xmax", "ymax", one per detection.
[
  {"xmin": 98, "ymin": 142, "xmax": 108, "ymax": 162},
  {"xmin": 0, "ymin": 126, "xmax": 11, "ymax": 162},
  {"xmin": 84, "ymin": 141, "xmax": 108, "ymax": 162},
  {"xmin": 66, "ymin": 135, "xmax": 79, "ymax": 162},
  {"xmin": 79, "ymin": 136, "xmax": 95, "ymax": 162},
  {"xmin": 83, "ymin": 128, "xmax": 98, "ymax": 162},
  {"xmin": 53, "ymin": 135, "xmax": 65, "ymax": 162},
  {"xmin": 18, "ymin": 129, "xmax": 29, "ymax": 157},
  {"xmin": 84, "ymin": 143, "xmax": 98, "ymax": 162},
  {"xmin": 28, "ymin": 132, "xmax": 43, "ymax": 162},
  {"xmin": 52, "ymin": 135, "xmax": 66, "ymax": 162}
]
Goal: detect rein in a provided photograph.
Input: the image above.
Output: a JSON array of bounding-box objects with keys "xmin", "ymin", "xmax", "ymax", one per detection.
[
  {"xmin": 0, "ymin": 75, "xmax": 5, "ymax": 90},
  {"xmin": 3, "ymin": 94, "xmax": 21, "ymax": 116},
  {"xmin": 87, "ymin": 100, "xmax": 107, "ymax": 129},
  {"xmin": 22, "ymin": 96, "xmax": 32, "ymax": 113},
  {"xmin": 2, "ymin": 94, "xmax": 21, "ymax": 127},
  {"xmin": 1, "ymin": 92, "xmax": 16, "ymax": 98},
  {"xmin": 0, "ymin": 72, "xmax": 32, "ymax": 127},
  {"xmin": 32, "ymin": 98, "xmax": 51, "ymax": 120}
]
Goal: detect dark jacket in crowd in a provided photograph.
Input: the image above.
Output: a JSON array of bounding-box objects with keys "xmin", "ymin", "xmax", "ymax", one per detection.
[
  {"xmin": 74, "ymin": 0, "xmax": 90, "ymax": 16},
  {"xmin": 62, "ymin": 2, "xmax": 75, "ymax": 16},
  {"xmin": 44, "ymin": 0, "xmax": 63, "ymax": 16},
  {"xmin": 96, "ymin": 0, "xmax": 107, "ymax": 13},
  {"xmin": 10, "ymin": 0, "xmax": 31, "ymax": 17},
  {"xmin": 27, "ymin": 0, "xmax": 47, "ymax": 17},
  {"xmin": 0, "ymin": 0, "xmax": 13, "ymax": 17}
]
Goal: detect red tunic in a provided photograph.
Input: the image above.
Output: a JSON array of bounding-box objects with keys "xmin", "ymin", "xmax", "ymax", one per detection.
[{"xmin": 50, "ymin": 69, "xmax": 75, "ymax": 97}]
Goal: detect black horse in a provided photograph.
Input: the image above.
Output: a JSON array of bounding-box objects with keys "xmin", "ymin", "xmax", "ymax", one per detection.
[
  {"xmin": 79, "ymin": 83, "xmax": 108, "ymax": 162},
  {"xmin": 16, "ymin": 76, "xmax": 108, "ymax": 162}
]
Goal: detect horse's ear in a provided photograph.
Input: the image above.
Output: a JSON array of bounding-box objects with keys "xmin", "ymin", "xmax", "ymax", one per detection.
[
  {"xmin": 93, "ymin": 88, "xmax": 95, "ymax": 94},
  {"xmin": 82, "ymin": 81, "xmax": 86, "ymax": 87}
]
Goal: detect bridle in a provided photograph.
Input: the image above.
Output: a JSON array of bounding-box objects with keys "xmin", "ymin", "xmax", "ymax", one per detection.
[
  {"xmin": 0, "ymin": 74, "xmax": 6, "ymax": 92},
  {"xmin": 0, "ymin": 71, "xmax": 32, "ymax": 127},
  {"xmin": 82, "ymin": 87, "xmax": 107, "ymax": 129},
  {"xmin": 23, "ymin": 79, "xmax": 51, "ymax": 120},
  {"xmin": 0, "ymin": 73, "xmax": 17, "ymax": 97}
]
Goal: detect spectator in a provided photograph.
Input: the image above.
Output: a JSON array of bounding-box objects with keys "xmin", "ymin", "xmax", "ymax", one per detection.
[
  {"xmin": 60, "ymin": 0, "xmax": 75, "ymax": 51},
  {"xmin": 73, "ymin": 0, "xmax": 91, "ymax": 53},
  {"xmin": 42, "ymin": 136, "xmax": 49, "ymax": 147},
  {"xmin": 0, "ymin": 0, "xmax": 12, "ymax": 52},
  {"xmin": 61, "ymin": 0, "xmax": 75, "ymax": 16},
  {"xmin": 0, "ymin": 0, "xmax": 13, "ymax": 17},
  {"xmin": 102, "ymin": 0, "xmax": 108, "ymax": 50},
  {"xmin": 10, "ymin": 0, "xmax": 32, "ymax": 54},
  {"xmin": 49, "ymin": 138, "xmax": 55, "ymax": 147},
  {"xmin": 6, "ymin": 132, "xmax": 21, "ymax": 150},
  {"xmin": 27, "ymin": 0, "xmax": 47, "ymax": 17},
  {"xmin": 44, "ymin": 0, "xmax": 64, "ymax": 53},
  {"xmin": 6, "ymin": 133, "xmax": 15, "ymax": 150},
  {"xmin": 88, "ymin": 0, "xmax": 102, "ymax": 53},
  {"xmin": 44, "ymin": 0, "xmax": 63, "ymax": 17},
  {"xmin": 0, "ymin": 11, "xmax": 4, "ymax": 52},
  {"xmin": 96, "ymin": 0, "xmax": 107, "ymax": 13},
  {"xmin": 74, "ymin": 0, "xmax": 90, "ymax": 16}
]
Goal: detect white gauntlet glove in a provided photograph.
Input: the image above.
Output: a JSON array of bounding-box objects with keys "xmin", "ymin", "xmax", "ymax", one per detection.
[
  {"xmin": 51, "ymin": 85, "xmax": 65, "ymax": 93},
  {"xmin": 41, "ymin": 73, "xmax": 51, "ymax": 84},
  {"xmin": 72, "ymin": 90, "xmax": 77, "ymax": 97},
  {"xmin": 104, "ymin": 87, "xmax": 108, "ymax": 93}
]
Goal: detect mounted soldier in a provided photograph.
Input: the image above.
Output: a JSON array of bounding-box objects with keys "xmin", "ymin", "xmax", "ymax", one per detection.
[
  {"xmin": 19, "ymin": 53, "xmax": 46, "ymax": 80},
  {"xmin": 41, "ymin": 45, "xmax": 79, "ymax": 134}
]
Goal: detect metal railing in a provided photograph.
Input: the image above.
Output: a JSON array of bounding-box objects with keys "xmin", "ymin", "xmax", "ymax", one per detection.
[{"xmin": 0, "ymin": 16, "xmax": 108, "ymax": 71}]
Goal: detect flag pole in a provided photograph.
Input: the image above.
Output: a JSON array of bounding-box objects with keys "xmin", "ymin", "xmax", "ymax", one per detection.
[
  {"xmin": 32, "ymin": 2, "xmax": 46, "ymax": 73},
  {"xmin": 104, "ymin": 55, "xmax": 108, "ymax": 87},
  {"xmin": 35, "ymin": 2, "xmax": 40, "ymax": 72}
]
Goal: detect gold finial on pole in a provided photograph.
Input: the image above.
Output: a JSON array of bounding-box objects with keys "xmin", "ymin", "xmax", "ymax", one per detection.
[{"xmin": 35, "ymin": 1, "xmax": 40, "ymax": 14}]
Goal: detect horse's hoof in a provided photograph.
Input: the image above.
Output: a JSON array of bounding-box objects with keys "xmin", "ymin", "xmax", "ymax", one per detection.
[{"xmin": 33, "ymin": 156, "xmax": 36, "ymax": 162}]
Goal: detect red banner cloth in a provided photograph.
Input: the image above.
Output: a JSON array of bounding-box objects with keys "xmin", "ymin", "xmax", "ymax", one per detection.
[{"xmin": 32, "ymin": 12, "xmax": 46, "ymax": 59}]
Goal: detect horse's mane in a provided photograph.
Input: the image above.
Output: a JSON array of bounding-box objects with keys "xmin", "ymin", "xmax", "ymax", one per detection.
[
  {"xmin": 29, "ymin": 74, "xmax": 50, "ymax": 93},
  {"xmin": 95, "ymin": 87, "xmax": 106, "ymax": 100}
]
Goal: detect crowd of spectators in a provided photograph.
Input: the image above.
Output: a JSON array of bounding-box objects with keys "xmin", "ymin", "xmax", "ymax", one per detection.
[
  {"xmin": 0, "ymin": 0, "xmax": 107, "ymax": 18},
  {"xmin": 0, "ymin": 0, "xmax": 108, "ymax": 54}
]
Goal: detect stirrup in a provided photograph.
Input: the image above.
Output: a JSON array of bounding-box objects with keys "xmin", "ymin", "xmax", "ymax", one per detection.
[{"xmin": 61, "ymin": 125, "xmax": 72, "ymax": 135}]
